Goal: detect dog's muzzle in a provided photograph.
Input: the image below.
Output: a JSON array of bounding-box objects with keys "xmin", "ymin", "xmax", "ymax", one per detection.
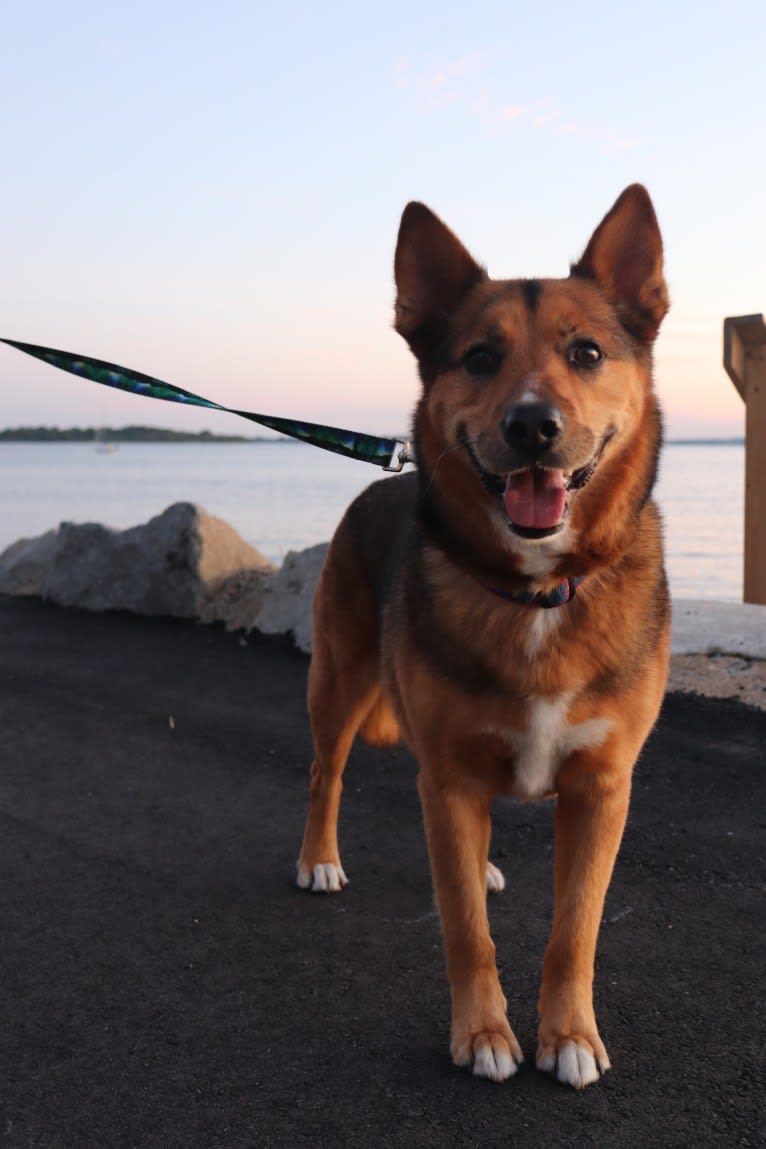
[{"xmin": 460, "ymin": 423, "xmax": 613, "ymax": 540}]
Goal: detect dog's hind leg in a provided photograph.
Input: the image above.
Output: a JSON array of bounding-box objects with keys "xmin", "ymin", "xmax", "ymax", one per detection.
[
  {"xmin": 296, "ymin": 525, "xmax": 399, "ymax": 892},
  {"xmin": 296, "ymin": 475, "xmax": 414, "ymax": 892},
  {"xmin": 485, "ymin": 862, "xmax": 506, "ymax": 894},
  {"xmin": 297, "ymin": 661, "xmax": 384, "ymax": 893}
]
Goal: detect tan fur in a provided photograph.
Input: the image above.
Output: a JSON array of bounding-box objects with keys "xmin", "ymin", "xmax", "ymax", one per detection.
[{"xmin": 297, "ymin": 186, "xmax": 670, "ymax": 1090}]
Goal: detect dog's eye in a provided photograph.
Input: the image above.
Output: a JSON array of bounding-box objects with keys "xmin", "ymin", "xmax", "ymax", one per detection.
[
  {"xmin": 464, "ymin": 345, "xmax": 501, "ymax": 376},
  {"xmin": 569, "ymin": 340, "xmax": 603, "ymax": 369}
]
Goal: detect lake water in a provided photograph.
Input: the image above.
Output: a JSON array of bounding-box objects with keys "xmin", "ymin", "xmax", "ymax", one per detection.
[{"xmin": 0, "ymin": 440, "xmax": 745, "ymax": 602}]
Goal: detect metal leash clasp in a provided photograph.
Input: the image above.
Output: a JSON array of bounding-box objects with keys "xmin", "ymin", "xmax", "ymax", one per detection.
[{"xmin": 383, "ymin": 440, "xmax": 415, "ymax": 472}]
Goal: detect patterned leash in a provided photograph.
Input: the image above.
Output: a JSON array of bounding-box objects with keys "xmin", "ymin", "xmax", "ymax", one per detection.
[{"xmin": 0, "ymin": 339, "xmax": 414, "ymax": 472}]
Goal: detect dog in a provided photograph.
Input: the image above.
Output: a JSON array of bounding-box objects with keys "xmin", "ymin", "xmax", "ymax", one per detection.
[{"xmin": 296, "ymin": 185, "xmax": 670, "ymax": 1089}]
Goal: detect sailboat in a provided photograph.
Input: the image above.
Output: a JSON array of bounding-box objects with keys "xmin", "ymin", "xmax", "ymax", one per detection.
[{"xmin": 94, "ymin": 427, "xmax": 119, "ymax": 454}]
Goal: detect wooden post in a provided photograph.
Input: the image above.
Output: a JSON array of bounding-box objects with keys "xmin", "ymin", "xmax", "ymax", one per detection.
[{"xmin": 723, "ymin": 314, "xmax": 766, "ymax": 604}]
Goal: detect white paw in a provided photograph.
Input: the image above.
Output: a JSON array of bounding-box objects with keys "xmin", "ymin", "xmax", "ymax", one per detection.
[
  {"xmin": 471, "ymin": 1034, "xmax": 523, "ymax": 1082},
  {"xmin": 296, "ymin": 862, "xmax": 348, "ymax": 893},
  {"xmin": 537, "ymin": 1041, "xmax": 610, "ymax": 1089},
  {"xmin": 486, "ymin": 861, "xmax": 506, "ymax": 894}
]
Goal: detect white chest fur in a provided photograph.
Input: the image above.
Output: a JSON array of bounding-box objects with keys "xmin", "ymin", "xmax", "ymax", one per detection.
[{"xmin": 494, "ymin": 692, "xmax": 613, "ymax": 800}]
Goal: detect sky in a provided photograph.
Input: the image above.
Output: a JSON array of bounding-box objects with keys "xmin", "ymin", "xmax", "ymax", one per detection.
[{"xmin": 1, "ymin": 1, "xmax": 764, "ymax": 440}]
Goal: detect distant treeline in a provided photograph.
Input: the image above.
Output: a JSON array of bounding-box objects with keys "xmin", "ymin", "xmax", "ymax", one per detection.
[
  {"xmin": 0, "ymin": 427, "xmax": 744, "ymax": 447},
  {"xmin": 666, "ymin": 438, "xmax": 744, "ymax": 446},
  {"xmin": 0, "ymin": 425, "xmax": 266, "ymax": 443}
]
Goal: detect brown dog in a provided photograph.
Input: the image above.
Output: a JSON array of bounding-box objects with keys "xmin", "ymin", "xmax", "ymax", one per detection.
[{"xmin": 297, "ymin": 185, "xmax": 670, "ymax": 1089}]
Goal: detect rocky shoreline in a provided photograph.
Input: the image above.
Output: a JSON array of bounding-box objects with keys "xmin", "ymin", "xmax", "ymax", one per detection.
[
  {"xmin": 0, "ymin": 502, "xmax": 328, "ymax": 651},
  {"xmin": 1, "ymin": 501, "xmax": 764, "ymax": 711}
]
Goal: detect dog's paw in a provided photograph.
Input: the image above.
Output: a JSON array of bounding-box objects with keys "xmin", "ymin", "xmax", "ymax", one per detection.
[
  {"xmin": 453, "ymin": 1029, "xmax": 524, "ymax": 1083},
  {"xmin": 485, "ymin": 861, "xmax": 506, "ymax": 894},
  {"xmin": 296, "ymin": 862, "xmax": 348, "ymax": 893},
  {"xmin": 537, "ymin": 1039, "xmax": 610, "ymax": 1089},
  {"xmin": 472, "ymin": 1032, "xmax": 523, "ymax": 1082}
]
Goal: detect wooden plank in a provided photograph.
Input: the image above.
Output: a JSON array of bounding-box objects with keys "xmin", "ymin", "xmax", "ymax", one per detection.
[
  {"xmin": 744, "ymin": 344, "xmax": 766, "ymax": 604},
  {"xmin": 723, "ymin": 315, "xmax": 766, "ymax": 604},
  {"xmin": 724, "ymin": 319, "xmax": 747, "ymax": 398}
]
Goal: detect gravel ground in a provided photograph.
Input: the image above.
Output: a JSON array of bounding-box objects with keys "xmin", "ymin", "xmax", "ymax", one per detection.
[{"xmin": 669, "ymin": 654, "xmax": 766, "ymax": 711}]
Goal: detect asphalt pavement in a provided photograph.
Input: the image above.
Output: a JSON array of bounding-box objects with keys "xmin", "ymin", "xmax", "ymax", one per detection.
[{"xmin": 0, "ymin": 596, "xmax": 763, "ymax": 1148}]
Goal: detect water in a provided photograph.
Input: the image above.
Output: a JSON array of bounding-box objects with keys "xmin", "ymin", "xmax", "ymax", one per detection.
[
  {"xmin": 0, "ymin": 441, "xmax": 379, "ymax": 567},
  {"xmin": 0, "ymin": 440, "xmax": 745, "ymax": 601},
  {"xmin": 655, "ymin": 443, "xmax": 743, "ymax": 601}
]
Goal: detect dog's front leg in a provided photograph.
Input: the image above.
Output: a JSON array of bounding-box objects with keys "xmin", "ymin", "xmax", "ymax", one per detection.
[
  {"xmin": 537, "ymin": 760, "xmax": 632, "ymax": 1089},
  {"xmin": 417, "ymin": 770, "xmax": 523, "ymax": 1082}
]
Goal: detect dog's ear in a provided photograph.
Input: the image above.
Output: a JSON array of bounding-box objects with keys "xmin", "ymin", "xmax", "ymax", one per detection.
[
  {"xmin": 571, "ymin": 184, "xmax": 668, "ymax": 343},
  {"xmin": 394, "ymin": 202, "xmax": 486, "ymax": 360}
]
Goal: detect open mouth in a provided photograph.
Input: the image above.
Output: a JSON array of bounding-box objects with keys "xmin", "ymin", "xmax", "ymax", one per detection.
[
  {"xmin": 503, "ymin": 465, "xmax": 592, "ymax": 539},
  {"xmin": 503, "ymin": 468, "xmax": 569, "ymax": 538},
  {"xmin": 460, "ymin": 430, "xmax": 611, "ymax": 540}
]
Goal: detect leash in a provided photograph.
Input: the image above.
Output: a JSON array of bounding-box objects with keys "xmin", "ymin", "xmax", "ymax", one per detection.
[{"xmin": 0, "ymin": 339, "xmax": 414, "ymax": 472}]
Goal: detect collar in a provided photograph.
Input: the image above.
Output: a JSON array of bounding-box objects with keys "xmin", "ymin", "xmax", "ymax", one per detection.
[{"xmin": 482, "ymin": 575, "xmax": 585, "ymax": 609}]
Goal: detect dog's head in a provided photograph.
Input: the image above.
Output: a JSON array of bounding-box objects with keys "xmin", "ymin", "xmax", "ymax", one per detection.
[{"xmin": 394, "ymin": 185, "xmax": 669, "ymax": 582}]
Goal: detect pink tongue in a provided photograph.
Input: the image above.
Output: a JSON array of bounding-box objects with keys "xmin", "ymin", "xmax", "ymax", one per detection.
[{"xmin": 503, "ymin": 469, "xmax": 567, "ymax": 530}]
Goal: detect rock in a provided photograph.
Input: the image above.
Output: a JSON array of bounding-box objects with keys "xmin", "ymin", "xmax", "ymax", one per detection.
[
  {"xmin": 44, "ymin": 502, "xmax": 274, "ymax": 617},
  {"xmin": 253, "ymin": 542, "xmax": 328, "ymax": 653},
  {"xmin": 671, "ymin": 598, "xmax": 766, "ymax": 659},
  {"xmin": 198, "ymin": 567, "xmax": 273, "ymax": 631},
  {"xmin": 0, "ymin": 529, "xmax": 59, "ymax": 596},
  {"xmin": 0, "ymin": 502, "xmax": 329, "ymax": 647}
]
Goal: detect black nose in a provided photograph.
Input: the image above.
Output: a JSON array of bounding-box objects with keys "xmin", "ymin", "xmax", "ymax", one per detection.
[{"xmin": 502, "ymin": 401, "xmax": 564, "ymax": 456}]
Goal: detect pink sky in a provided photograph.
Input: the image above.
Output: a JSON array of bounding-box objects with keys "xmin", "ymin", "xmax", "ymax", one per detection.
[{"xmin": 1, "ymin": 3, "xmax": 761, "ymax": 441}]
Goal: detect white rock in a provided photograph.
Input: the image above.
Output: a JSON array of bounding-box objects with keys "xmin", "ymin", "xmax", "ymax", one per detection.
[
  {"xmin": 671, "ymin": 598, "xmax": 766, "ymax": 659},
  {"xmin": 0, "ymin": 529, "xmax": 59, "ymax": 596},
  {"xmin": 198, "ymin": 566, "xmax": 273, "ymax": 631},
  {"xmin": 43, "ymin": 502, "xmax": 273, "ymax": 617},
  {"xmin": 253, "ymin": 542, "xmax": 328, "ymax": 653}
]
